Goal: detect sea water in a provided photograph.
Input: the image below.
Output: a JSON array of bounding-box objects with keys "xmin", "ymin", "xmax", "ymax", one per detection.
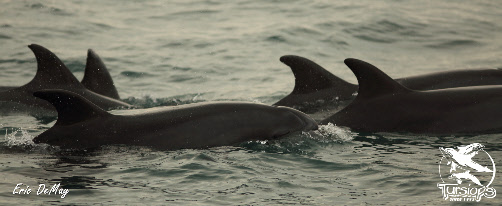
[{"xmin": 1, "ymin": 0, "xmax": 502, "ymax": 205}]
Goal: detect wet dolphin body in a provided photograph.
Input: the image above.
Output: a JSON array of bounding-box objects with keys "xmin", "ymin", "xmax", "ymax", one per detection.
[
  {"xmin": 0, "ymin": 86, "xmax": 16, "ymax": 92},
  {"xmin": 81, "ymin": 49, "xmax": 120, "ymax": 99},
  {"xmin": 0, "ymin": 47, "xmax": 120, "ymax": 99},
  {"xmin": 320, "ymin": 58, "xmax": 502, "ymax": 135},
  {"xmin": 32, "ymin": 89, "xmax": 318, "ymax": 150},
  {"xmin": 0, "ymin": 44, "xmax": 131, "ymax": 115},
  {"xmin": 275, "ymin": 55, "xmax": 502, "ymax": 112}
]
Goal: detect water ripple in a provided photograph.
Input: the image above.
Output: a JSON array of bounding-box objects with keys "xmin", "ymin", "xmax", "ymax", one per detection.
[{"xmin": 425, "ymin": 39, "xmax": 482, "ymax": 49}]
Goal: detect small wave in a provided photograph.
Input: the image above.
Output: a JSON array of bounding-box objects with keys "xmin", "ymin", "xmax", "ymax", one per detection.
[
  {"xmin": 265, "ymin": 35, "xmax": 288, "ymax": 43},
  {"xmin": 161, "ymin": 39, "xmax": 213, "ymax": 49},
  {"xmin": 167, "ymin": 74, "xmax": 205, "ymax": 83},
  {"xmin": 282, "ymin": 26, "xmax": 323, "ymax": 36},
  {"xmin": 425, "ymin": 39, "xmax": 482, "ymax": 49},
  {"xmin": 240, "ymin": 125, "xmax": 356, "ymax": 155},
  {"xmin": 163, "ymin": 42, "xmax": 185, "ymax": 47},
  {"xmin": 353, "ymin": 34, "xmax": 396, "ymax": 43},
  {"xmin": 5, "ymin": 128, "xmax": 36, "ymax": 148},
  {"xmin": 92, "ymin": 22, "xmax": 115, "ymax": 30},
  {"xmin": 27, "ymin": 3, "xmax": 44, "ymax": 9},
  {"xmin": 49, "ymin": 7, "xmax": 73, "ymax": 16},
  {"xmin": 169, "ymin": 9, "xmax": 220, "ymax": 17},
  {"xmin": 120, "ymin": 71, "xmax": 153, "ymax": 78},
  {"xmin": 308, "ymin": 123, "xmax": 358, "ymax": 143},
  {"xmin": 345, "ymin": 19, "xmax": 428, "ymax": 44},
  {"xmin": 26, "ymin": 3, "xmax": 72, "ymax": 16},
  {"xmin": 321, "ymin": 35, "xmax": 349, "ymax": 47},
  {"xmin": 194, "ymin": 42, "xmax": 213, "ymax": 48},
  {"xmin": 172, "ymin": 66, "xmax": 192, "ymax": 71},
  {"xmin": 240, "ymin": 138, "xmax": 313, "ymax": 155},
  {"xmin": 0, "ymin": 58, "xmax": 34, "ymax": 64},
  {"xmin": 0, "ymin": 34, "xmax": 11, "ymax": 39}
]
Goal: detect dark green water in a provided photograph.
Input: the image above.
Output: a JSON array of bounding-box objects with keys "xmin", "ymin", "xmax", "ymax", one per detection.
[{"xmin": 1, "ymin": 0, "xmax": 502, "ymax": 205}]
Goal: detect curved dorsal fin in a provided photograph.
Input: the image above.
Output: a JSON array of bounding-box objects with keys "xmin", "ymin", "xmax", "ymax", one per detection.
[
  {"xmin": 26, "ymin": 44, "xmax": 82, "ymax": 88},
  {"xmin": 280, "ymin": 55, "xmax": 355, "ymax": 94},
  {"xmin": 81, "ymin": 49, "xmax": 121, "ymax": 99},
  {"xmin": 344, "ymin": 58, "xmax": 410, "ymax": 99},
  {"xmin": 33, "ymin": 89, "xmax": 111, "ymax": 126}
]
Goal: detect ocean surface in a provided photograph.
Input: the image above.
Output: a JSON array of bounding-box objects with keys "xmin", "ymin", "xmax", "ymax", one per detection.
[{"xmin": 1, "ymin": 0, "xmax": 502, "ymax": 205}]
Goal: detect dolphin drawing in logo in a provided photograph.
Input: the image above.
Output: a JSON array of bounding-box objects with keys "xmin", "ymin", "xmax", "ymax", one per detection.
[
  {"xmin": 32, "ymin": 89, "xmax": 318, "ymax": 150},
  {"xmin": 440, "ymin": 143, "xmax": 493, "ymax": 186},
  {"xmin": 440, "ymin": 143, "xmax": 493, "ymax": 173},
  {"xmin": 275, "ymin": 55, "xmax": 502, "ymax": 112},
  {"xmin": 0, "ymin": 44, "xmax": 131, "ymax": 116},
  {"xmin": 449, "ymin": 171, "xmax": 483, "ymax": 186}
]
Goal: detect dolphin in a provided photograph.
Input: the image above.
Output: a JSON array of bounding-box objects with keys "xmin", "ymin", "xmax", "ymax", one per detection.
[
  {"xmin": 275, "ymin": 55, "xmax": 502, "ymax": 112},
  {"xmin": 274, "ymin": 55, "xmax": 357, "ymax": 112},
  {"xmin": 0, "ymin": 44, "xmax": 131, "ymax": 115},
  {"xmin": 32, "ymin": 89, "xmax": 318, "ymax": 150},
  {"xmin": 440, "ymin": 144, "xmax": 492, "ymax": 173},
  {"xmin": 449, "ymin": 171, "xmax": 483, "ymax": 186},
  {"xmin": 320, "ymin": 58, "xmax": 502, "ymax": 135},
  {"xmin": 0, "ymin": 86, "xmax": 16, "ymax": 92},
  {"xmin": 81, "ymin": 49, "xmax": 121, "ymax": 99},
  {"xmin": 0, "ymin": 47, "xmax": 120, "ymax": 99}
]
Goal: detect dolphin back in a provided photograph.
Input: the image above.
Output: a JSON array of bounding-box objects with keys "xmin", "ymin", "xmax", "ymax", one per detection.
[
  {"xmin": 33, "ymin": 89, "xmax": 111, "ymax": 126},
  {"xmin": 343, "ymin": 58, "xmax": 412, "ymax": 100},
  {"xmin": 274, "ymin": 55, "xmax": 358, "ymax": 110}
]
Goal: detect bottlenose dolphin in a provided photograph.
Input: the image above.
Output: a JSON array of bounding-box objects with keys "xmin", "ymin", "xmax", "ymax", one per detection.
[
  {"xmin": 0, "ymin": 44, "xmax": 131, "ymax": 115},
  {"xmin": 81, "ymin": 49, "xmax": 120, "ymax": 99},
  {"xmin": 32, "ymin": 89, "xmax": 318, "ymax": 150},
  {"xmin": 320, "ymin": 58, "xmax": 502, "ymax": 134},
  {"xmin": 275, "ymin": 55, "xmax": 502, "ymax": 112},
  {"xmin": 274, "ymin": 55, "xmax": 357, "ymax": 112},
  {"xmin": 0, "ymin": 47, "xmax": 120, "ymax": 99}
]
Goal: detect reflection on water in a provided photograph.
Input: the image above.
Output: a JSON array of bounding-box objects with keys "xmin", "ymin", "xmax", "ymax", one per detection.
[{"xmin": 1, "ymin": 126, "xmax": 501, "ymax": 204}]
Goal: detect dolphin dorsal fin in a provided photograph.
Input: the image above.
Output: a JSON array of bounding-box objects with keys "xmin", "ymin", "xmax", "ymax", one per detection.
[
  {"xmin": 26, "ymin": 44, "xmax": 82, "ymax": 88},
  {"xmin": 33, "ymin": 89, "xmax": 111, "ymax": 126},
  {"xmin": 280, "ymin": 55, "xmax": 355, "ymax": 94},
  {"xmin": 81, "ymin": 49, "xmax": 121, "ymax": 99},
  {"xmin": 344, "ymin": 58, "xmax": 410, "ymax": 99}
]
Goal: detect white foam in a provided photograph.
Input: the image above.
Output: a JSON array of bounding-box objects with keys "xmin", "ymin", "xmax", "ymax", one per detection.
[
  {"xmin": 307, "ymin": 123, "xmax": 357, "ymax": 142},
  {"xmin": 5, "ymin": 128, "xmax": 36, "ymax": 147}
]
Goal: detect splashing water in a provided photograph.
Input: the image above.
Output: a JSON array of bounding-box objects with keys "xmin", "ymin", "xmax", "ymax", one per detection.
[
  {"xmin": 307, "ymin": 123, "xmax": 358, "ymax": 143},
  {"xmin": 5, "ymin": 128, "xmax": 36, "ymax": 147}
]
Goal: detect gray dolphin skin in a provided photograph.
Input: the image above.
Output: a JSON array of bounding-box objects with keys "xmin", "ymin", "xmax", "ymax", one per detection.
[
  {"xmin": 0, "ymin": 86, "xmax": 16, "ymax": 92},
  {"xmin": 81, "ymin": 49, "xmax": 121, "ymax": 99},
  {"xmin": 0, "ymin": 46, "xmax": 121, "ymax": 99},
  {"xmin": 275, "ymin": 55, "xmax": 502, "ymax": 111},
  {"xmin": 320, "ymin": 58, "xmax": 502, "ymax": 134},
  {"xmin": 274, "ymin": 55, "xmax": 357, "ymax": 110},
  {"xmin": 32, "ymin": 89, "xmax": 318, "ymax": 150},
  {"xmin": 0, "ymin": 44, "xmax": 131, "ymax": 115}
]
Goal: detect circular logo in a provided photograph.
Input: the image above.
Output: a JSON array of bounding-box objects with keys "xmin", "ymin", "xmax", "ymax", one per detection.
[{"xmin": 439, "ymin": 143, "xmax": 496, "ymax": 187}]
